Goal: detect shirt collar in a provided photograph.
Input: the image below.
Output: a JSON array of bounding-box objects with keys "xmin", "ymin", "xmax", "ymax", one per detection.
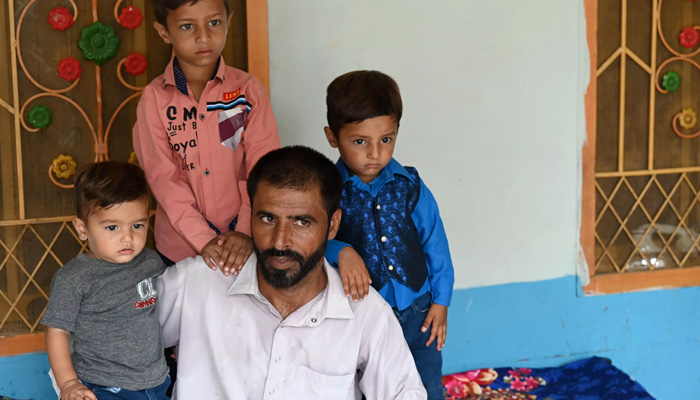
[
  {"xmin": 161, "ymin": 56, "xmax": 225, "ymax": 96},
  {"xmin": 336, "ymin": 158, "xmax": 415, "ymax": 190},
  {"xmin": 226, "ymin": 253, "xmax": 354, "ymax": 322}
]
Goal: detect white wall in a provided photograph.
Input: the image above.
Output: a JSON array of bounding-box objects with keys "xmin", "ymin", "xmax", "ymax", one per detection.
[{"xmin": 268, "ymin": 0, "xmax": 586, "ymax": 289}]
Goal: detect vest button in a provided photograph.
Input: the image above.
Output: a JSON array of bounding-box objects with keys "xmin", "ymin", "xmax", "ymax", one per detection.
[
  {"xmin": 381, "ymin": 236, "xmax": 387, "ymax": 242},
  {"xmin": 388, "ymin": 265, "xmax": 394, "ymax": 271},
  {"xmin": 376, "ymin": 204, "xmax": 381, "ymax": 210}
]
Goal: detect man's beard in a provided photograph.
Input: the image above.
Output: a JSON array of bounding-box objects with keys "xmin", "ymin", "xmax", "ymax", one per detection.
[{"xmin": 255, "ymin": 243, "xmax": 327, "ymax": 289}]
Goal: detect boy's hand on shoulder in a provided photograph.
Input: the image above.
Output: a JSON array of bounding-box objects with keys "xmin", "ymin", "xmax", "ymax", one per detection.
[
  {"xmin": 215, "ymin": 231, "xmax": 253, "ymax": 276},
  {"xmin": 60, "ymin": 379, "xmax": 97, "ymax": 400},
  {"xmin": 201, "ymin": 236, "xmax": 224, "ymax": 271},
  {"xmin": 338, "ymin": 246, "xmax": 372, "ymax": 302},
  {"xmin": 422, "ymin": 304, "xmax": 448, "ymax": 351}
]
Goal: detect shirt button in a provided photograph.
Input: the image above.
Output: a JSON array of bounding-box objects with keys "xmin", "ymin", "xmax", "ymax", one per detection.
[
  {"xmin": 376, "ymin": 204, "xmax": 381, "ymax": 210},
  {"xmin": 381, "ymin": 236, "xmax": 387, "ymax": 242},
  {"xmin": 269, "ymin": 389, "xmax": 275, "ymax": 395},
  {"xmin": 199, "ymin": 113, "xmax": 205, "ymax": 120},
  {"xmin": 311, "ymin": 317, "xmax": 317, "ymax": 323},
  {"xmin": 204, "ymin": 168, "xmax": 210, "ymax": 176},
  {"xmin": 275, "ymin": 357, "xmax": 282, "ymax": 363},
  {"xmin": 388, "ymin": 265, "xmax": 394, "ymax": 271}
]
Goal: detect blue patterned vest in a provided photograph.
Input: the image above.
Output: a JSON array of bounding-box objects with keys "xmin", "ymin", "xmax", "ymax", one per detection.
[{"xmin": 336, "ymin": 167, "xmax": 429, "ymax": 292}]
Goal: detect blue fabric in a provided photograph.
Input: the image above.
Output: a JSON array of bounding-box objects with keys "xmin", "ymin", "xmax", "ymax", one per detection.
[
  {"xmin": 337, "ymin": 164, "xmax": 429, "ymax": 292},
  {"xmin": 206, "ymin": 215, "xmax": 238, "ymax": 236},
  {"xmin": 444, "ymin": 357, "xmax": 655, "ymax": 400},
  {"xmin": 83, "ymin": 376, "xmax": 170, "ymax": 400},
  {"xmin": 331, "ymin": 158, "xmax": 454, "ymax": 310},
  {"xmin": 395, "ymin": 292, "xmax": 444, "ymax": 400}
]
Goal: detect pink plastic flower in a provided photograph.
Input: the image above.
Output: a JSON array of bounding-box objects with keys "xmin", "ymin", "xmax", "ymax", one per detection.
[
  {"xmin": 508, "ymin": 369, "xmax": 522, "ymax": 378},
  {"xmin": 518, "ymin": 368, "xmax": 532, "ymax": 375},
  {"xmin": 48, "ymin": 7, "xmax": 74, "ymax": 31},
  {"xmin": 118, "ymin": 6, "xmax": 143, "ymax": 30},
  {"xmin": 57, "ymin": 57, "xmax": 81, "ymax": 82},
  {"xmin": 680, "ymin": 27, "xmax": 700, "ymax": 48},
  {"xmin": 124, "ymin": 53, "xmax": 148, "ymax": 76}
]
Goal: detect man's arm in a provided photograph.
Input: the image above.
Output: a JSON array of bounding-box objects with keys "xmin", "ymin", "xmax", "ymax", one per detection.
[
  {"xmin": 133, "ymin": 88, "xmax": 216, "ymax": 254},
  {"xmin": 357, "ymin": 304, "xmax": 427, "ymax": 399},
  {"xmin": 156, "ymin": 260, "xmax": 189, "ymax": 348},
  {"xmin": 45, "ymin": 328, "xmax": 96, "ymax": 400}
]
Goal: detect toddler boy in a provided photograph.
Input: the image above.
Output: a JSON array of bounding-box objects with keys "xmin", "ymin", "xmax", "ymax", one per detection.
[
  {"xmin": 41, "ymin": 161, "xmax": 169, "ymax": 400},
  {"xmin": 325, "ymin": 70, "xmax": 455, "ymax": 400}
]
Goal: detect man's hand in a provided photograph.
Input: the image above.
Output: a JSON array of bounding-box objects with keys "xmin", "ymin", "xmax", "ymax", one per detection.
[
  {"xmin": 201, "ymin": 232, "xmax": 253, "ymax": 275},
  {"xmin": 338, "ymin": 246, "xmax": 371, "ymax": 301},
  {"xmin": 421, "ymin": 303, "xmax": 448, "ymax": 351},
  {"xmin": 60, "ymin": 379, "xmax": 97, "ymax": 400}
]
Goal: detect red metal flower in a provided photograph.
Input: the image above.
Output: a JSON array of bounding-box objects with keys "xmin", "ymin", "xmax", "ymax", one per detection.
[
  {"xmin": 57, "ymin": 57, "xmax": 81, "ymax": 82},
  {"xmin": 124, "ymin": 53, "xmax": 148, "ymax": 76},
  {"xmin": 118, "ymin": 6, "xmax": 143, "ymax": 30},
  {"xmin": 48, "ymin": 6, "xmax": 74, "ymax": 31},
  {"xmin": 680, "ymin": 27, "xmax": 700, "ymax": 48}
]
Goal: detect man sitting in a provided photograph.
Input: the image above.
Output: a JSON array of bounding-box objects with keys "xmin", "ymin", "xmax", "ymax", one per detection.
[{"xmin": 157, "ymin": 145, "xmax": 427, "ymax": 399}]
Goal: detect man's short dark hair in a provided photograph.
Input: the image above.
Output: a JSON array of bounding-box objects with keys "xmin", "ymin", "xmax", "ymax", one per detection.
[
  {"xmin": 75, "ymin": 161, "xmax": 150, "ymax": 221},
  {"xmin": 248, "ymin": 146, "xmax": 342, "ymax": 219},
  {"xmin": 150, "ymin": 0, "xmax": 230, "ymax": 26},
  {"xmin": 326, "ymin": 70, "xmax": 403, "ymax": 137}
]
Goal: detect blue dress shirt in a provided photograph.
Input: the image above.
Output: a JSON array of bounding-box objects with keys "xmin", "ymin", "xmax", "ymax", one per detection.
[{"xmin": 326, "ymin": 158, "xmax": 454, "ymax": 311}]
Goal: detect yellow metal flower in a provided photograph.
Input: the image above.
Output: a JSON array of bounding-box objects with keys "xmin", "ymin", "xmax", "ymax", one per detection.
[
  {"xmin": 680, "ymin": 108, "xmax": 698, "ymax": 130},
  {"xmin": 52, "ymin": 155, "xmax": 77, "ymax": 179},
  {"xmin": 128, "ymin": 151, "xmax": 140, "ymax": 166}
]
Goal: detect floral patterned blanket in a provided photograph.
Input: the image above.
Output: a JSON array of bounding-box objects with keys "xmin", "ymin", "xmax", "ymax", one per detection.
[{"xmin": 442, "ymin": 356, "xmax": 655, "ymax": 400}]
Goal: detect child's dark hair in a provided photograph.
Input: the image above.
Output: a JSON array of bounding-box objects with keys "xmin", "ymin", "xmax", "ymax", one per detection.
[
  {"xmin": 150, "ymin": 0, "xmax": 230, "ymax": 26},
  {"xmin": 248, "ymin": 146, "xmax": 342, "ymax": 220},
  {"xmin": 74, "ymin": 161, "xmax": 150, "ymax": 221},
  {"xmin": 326, "ymin": 70, "xmax": 403, "ymax": 136}
]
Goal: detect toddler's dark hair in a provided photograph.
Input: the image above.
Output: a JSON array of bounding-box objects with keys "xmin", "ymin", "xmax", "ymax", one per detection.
[
  {"xmin": 151, "ymin": 0, "xmax": 230, "ymax": 26},
  {"xmin": 75, "ymin": 161, "xmax": 150, "ymax": 221},
  {"xmin": 326, "ymin": 70, "xmax": 403, "ymax": 136}
]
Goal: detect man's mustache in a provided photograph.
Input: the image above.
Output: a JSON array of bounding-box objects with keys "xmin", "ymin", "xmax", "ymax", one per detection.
[{"xmin": 259, "ymin": 248, "xmax": 305, "ymax": 266}]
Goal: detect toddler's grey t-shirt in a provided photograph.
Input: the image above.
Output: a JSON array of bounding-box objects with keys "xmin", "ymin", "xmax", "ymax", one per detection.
[{"xmin": 41, "ymin": 248, "xmax": 168, "ymax": 391}]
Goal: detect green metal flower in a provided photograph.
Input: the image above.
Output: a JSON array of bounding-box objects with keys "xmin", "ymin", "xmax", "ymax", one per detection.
[
  {"xmin": 662, "ymin": 71, "xmax": 681, "ymax": 92},
  {"xmin": 78, "ymin": 22, "xmax": 119, "ymax": 65},
  {"xmin": 28, "ymin": 105, "xmax": 52, "ymax": 129}
]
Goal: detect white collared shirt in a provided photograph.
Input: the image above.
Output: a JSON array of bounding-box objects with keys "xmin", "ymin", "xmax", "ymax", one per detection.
[{"xmin": 157, "ymin": 254, "xmax": 427, "ymax": 400}]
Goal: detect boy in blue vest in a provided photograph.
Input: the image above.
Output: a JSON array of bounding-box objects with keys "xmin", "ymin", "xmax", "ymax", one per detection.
[{"xmin": 324, "ymin": 70, "xmax": 455, "ymax": 400}]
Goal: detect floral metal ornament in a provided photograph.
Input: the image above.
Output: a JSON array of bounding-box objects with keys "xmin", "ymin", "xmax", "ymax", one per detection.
[
  {"xmin": 78, "ymin": 22, "xmax": 120, "ymax": 65},
  {"xmin": 52, "ymin": 155, "xmax": 77, "ymax": 179},
  {"xmin": 680, "ymin": 27, "xmax": 700, "ymax": 48},
  {"xmin": 28, "ymin": 105, "xmax": 53, "ymax": 129},
  {"xmin": 680, "ymin": 108, "xmax": 698, "ymax": 129},
  {"xmin": 57, "ymin": 57, "xmax": 82, "ymax": 82},
  {"xmin": 124, "ymin": 53, "xmax": 148, "ymax": 76},
  {"xmin": 118, "ymin": 6, "xmax": 144, "ymax": 30},
  {"xmin": 48, "ymin": 7, "xmax": 74, "ymax": 31},
  {"xmin": 662, "ymin": 71, "xmax": 681, "ymax": 92},
  {"xmin": 128, "ymin": 151, "xmax": 140, "ymax": 166}
]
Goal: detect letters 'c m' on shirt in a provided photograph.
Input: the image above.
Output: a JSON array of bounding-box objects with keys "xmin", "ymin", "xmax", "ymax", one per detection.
[{"xmin": 133, "ymin": 57, "xmax": 280, "ymax": 262}]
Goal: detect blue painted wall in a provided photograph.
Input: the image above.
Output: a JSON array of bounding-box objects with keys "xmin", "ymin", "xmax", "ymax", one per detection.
[{"xmin": 3, "ymin": 276, "xmax": 696, "ymax": 400}]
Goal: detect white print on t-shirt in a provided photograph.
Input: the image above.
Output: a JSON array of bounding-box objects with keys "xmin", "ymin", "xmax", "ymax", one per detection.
[{"xmin": 134, "ymin": 278, "xmax": 157, "ymax": 309}]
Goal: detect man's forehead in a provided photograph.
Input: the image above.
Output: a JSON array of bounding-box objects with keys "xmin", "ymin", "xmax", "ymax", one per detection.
[{"xmin": 253, "ymin": 182, "xmax": 322, "ymax": 212}]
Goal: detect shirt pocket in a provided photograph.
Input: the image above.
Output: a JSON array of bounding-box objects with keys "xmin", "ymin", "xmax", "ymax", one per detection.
[
  {"xmin": 288, "ymin": 364, "xmax": 356, "ymax": 399},
  {"xmin": 216, "ymin": 107, "xmax": 247, "ymax": 151}
]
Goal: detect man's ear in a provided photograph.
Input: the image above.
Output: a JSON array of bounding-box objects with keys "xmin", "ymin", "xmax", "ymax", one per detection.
[
  {"xmin": 153, "ymin": 21, "xmax": 172, "ymax": 44},
  {"xmin": 324, "ymin": 127, "xmax": 339, "ymax": 148},
  {"xmin": 72, "ymin": 217, "xmax": 89, "ymax": 241},
  {"xmin": 327, "ymin": 208, "xmax": 342, "ymax": 240}
]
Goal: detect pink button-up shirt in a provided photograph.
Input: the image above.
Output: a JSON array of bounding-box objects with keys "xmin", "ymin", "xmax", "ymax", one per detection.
[{"xmin": 133, "ymin": 57, "xmax": 280, "ymax": 261}]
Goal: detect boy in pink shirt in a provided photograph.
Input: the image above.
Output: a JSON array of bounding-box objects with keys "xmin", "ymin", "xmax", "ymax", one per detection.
[{"xmin": 133, "ymin": 0, "xmax": 279, "ymax": 272}]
